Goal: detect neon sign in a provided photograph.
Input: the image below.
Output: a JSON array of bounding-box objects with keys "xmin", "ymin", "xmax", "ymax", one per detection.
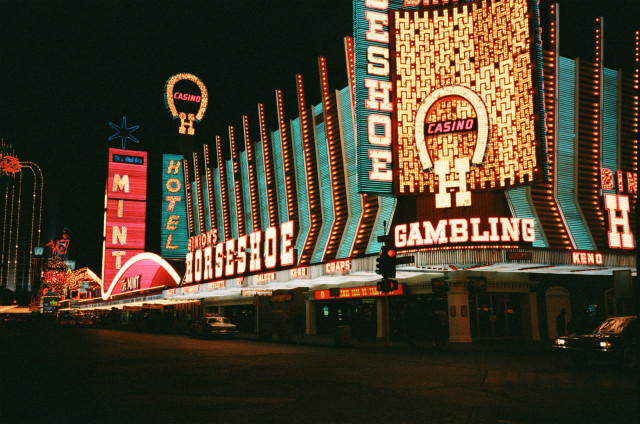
[
  {"xmin": 0, "ymin": 154, "xmax": 21, "ymax": 173},
  {"xmin": 325, "ymin": 259, "xmax": 352, "ymax": 274},
  {"xmin": 355, "ymin": 0, "xmax": 395, "ymax": 193},
  {"xmin": 121, "ymin": 275, "xmax": 141, "ymax": 291},
  {"xmin": 102, "ymin": 148, "xmax": 147, "ymax": 287},
  {"xmin": 184, "ymin": 221, "xmax": 295, "ymax": 284},
  {"xmin": 572, "ymin": 251, "xmax": 604, "ymax": 266},
  {"xmin": 108, "ymin": 116, "xmax": 141, "ymax": 150},
  {"xmin": 100, "ymin": 252, "xmax": 181, "ymax": 300},
  {"xmin": 173, "ymin": 92, "xmax": 201, "ymax": 102},
  {"xmin": 161, "ymin": 155, "xmax": 189, "ymax": 259},
  {"xmin": 395, "ymin": 0, "xmax": 541, "ymax": 198},
  {"xmin": 394, "ymin": 217, "xmax": 536, "ymax": 248},
  {"xmin": 600, "ymin": 168, "xmax": 637, "ymax": 194},
  {"xmin": 314, "ymin": 284, "xmax": 404, "ymax": 300},
  {"xmin": 164, "ymin": 73, "xmax": 208, "ymax": 135},
  {"xmin": 599, "ymin": 168, "xmax": 635, "ymax": 250},
  {"xmin": 603, "ymin": 194, "xmax": 634, "ymax": 250}
]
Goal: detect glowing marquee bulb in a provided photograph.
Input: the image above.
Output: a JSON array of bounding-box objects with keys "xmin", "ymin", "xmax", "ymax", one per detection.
[{"xmin": 164, "ymin": 73, "xmax": 208, "ymax": 135}]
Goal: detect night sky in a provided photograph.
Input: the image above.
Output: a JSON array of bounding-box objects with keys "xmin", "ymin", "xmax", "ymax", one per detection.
[{"xmin": 1, "ymin": 0, "xmax": 638, "ymax": 275}]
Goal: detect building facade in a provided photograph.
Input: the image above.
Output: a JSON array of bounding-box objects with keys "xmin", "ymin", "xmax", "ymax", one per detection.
[{"xmin": 82, "ymin": 1, "xmax": 638, "ymax": 344}]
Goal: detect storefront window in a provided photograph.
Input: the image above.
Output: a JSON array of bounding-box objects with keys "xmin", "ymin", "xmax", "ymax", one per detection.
[{"xmin": 469, "ymin": 293, "xmax": 523, "ymax": 339}]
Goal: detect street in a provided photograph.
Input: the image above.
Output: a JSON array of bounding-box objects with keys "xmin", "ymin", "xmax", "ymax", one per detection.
[{"xmin": 1, "ymin": 325, "xmax": 638, "ymax": 424}]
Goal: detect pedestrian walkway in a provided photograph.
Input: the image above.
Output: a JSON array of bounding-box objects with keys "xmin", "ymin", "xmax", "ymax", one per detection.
[{"xmin": 236, "ymin": 330, "xmax": 548, "ymax": 355}]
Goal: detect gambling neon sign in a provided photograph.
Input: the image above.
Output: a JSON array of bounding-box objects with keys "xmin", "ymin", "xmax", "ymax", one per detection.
[{"xmin": 395, "ymin": 217, "xmax": 536, "ymax": 248}]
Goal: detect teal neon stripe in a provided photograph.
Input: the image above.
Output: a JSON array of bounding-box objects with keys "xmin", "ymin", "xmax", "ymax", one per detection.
[
  {"xmin": 203, "ymin": 181, "xmax": 212, "ymax": 233},
  {"xmin": 291, "ymin": 117, "xmax": 310, "ymax": 260},
  {"xmin": 368, "ymin": 196, "xmax": 396, "ymax": 254},
  {"xmin": 213, "ymin": 161, "xmax": 224, "ymax": 238},
  {"xmin": 191, "ymin": 180, "xmax": 200, "ymax": 234},
  {"xmin": 272, "ymin": 130, "xmax": 288, "ymax": 222},
  {"xmin": 312, "ymin": 103, "xmax": 334, "ymax": 264},
  {"xmin": 254, "ymin": 138, "xmax": 270, "ymax": 230},
  {"xmin": 239, "ymin": 149, "xmax": 253, "ymax": 235},
  {"xmin": 225, "ymin": 158, "xmax": 238, "ymax": 240},
  {"xmin": 506, "ymin": 186, "xmax": 547, "ymax": 248},
  {"xmin": 557, "ymin": 56, "xmax": 594, "ymax": 250},
  {"xmin": 602, "ymin": 67, "xmax": 619, "ymax": 187},
  {"xmin": 337, "ymin": 87, "xmax": 360, "ymax": 259}
]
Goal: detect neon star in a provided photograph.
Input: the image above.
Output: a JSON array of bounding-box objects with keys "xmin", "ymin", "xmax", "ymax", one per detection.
[{"xmin": 108, "ymin": 116, "xmax": 140, "ymax": 149}]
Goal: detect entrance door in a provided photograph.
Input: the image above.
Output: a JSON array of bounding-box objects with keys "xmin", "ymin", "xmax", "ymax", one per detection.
[{"xmin": 469, "ymin": 293, "xmax": 523, "ymax": 338}]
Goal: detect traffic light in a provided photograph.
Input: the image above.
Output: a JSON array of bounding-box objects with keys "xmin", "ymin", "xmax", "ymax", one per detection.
[
  {"xmin": 379, "ymin": 245, "xmax": 396, "ymax": 279},
  {"xmin": 389, "ymin": 279, "xmax": 398, "ymax": 291},
  {"xmin": 376, "ymin": 278, "xmax": 398, "ymax": 293}
]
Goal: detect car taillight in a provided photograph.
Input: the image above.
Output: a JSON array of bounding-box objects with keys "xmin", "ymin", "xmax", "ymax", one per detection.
[{"xmin": 555, "ymin": 338, "xmax": 565, "ymax": 346}]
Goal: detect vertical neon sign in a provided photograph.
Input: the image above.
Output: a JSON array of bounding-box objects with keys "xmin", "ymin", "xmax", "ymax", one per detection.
[
  {"xmin": 102, "ymin": 148, "xmax": 147, "ymax": 291},
  {"xmin": 354, "ymin": 0, "xmax": 396, "ymax": 194},
  {"xmin": 161, "ymin": 154, "xmax": 188, "ymax": 258}
]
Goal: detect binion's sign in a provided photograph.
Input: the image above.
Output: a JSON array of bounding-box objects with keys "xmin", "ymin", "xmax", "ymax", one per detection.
[{"xmin": 184, "ymin": 221, "xmax": 296, "ymax": 284}]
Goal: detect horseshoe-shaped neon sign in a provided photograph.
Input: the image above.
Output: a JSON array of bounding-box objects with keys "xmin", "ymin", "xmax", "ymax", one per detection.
[
  {"xmin": 164, "ymin": 73, "xmax": 208, "ymax": 135},
  {"xmin": 414, "ymin": 85, "xmax": 490, "ymax": 171}
]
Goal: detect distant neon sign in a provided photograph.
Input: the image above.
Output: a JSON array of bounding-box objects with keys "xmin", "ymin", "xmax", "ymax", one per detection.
[
  {"xmin": 108, "ymin": 116, "xmax": 141, "ymax": 150},
  {"xmin": 173, "ymin": 92, "xmax": 201, "ymax": 102},
  {"xmin": 314, "ymin": 284, "xmax": 404, "ymax": 300},
  {"xmin": 0, "ymin": 154, "xmax": 21, "ymax": 173},
  {"xmin": 603, "ymin": 194, "xmax": 634, "ymax": 250},
  {"xmin": 164, "ymin": 73, "xmax": 208, "ymax": 135},
  {"xmin": 572, "ymin": 251, "xmax": 604, "ymax": 266},
  {"xmin": 325, "ymin": 259, "xmax": 352, "ymax": 274}
]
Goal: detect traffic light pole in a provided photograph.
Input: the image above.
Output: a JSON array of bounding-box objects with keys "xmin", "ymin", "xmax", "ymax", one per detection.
[{"xmin": 384, "ymin": 290, "xmax": 390, "ymax": 348}]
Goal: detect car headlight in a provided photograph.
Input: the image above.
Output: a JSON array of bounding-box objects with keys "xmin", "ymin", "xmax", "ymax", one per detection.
[
  {"xmin": 599, "ymin": 341, "xmax": 611, "ymax": 349},
  {"xmin": 555, "ymin": 338, "xmax": 565, "ymax": 346}
]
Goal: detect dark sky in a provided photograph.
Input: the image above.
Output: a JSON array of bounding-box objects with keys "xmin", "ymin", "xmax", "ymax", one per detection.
[{"xmin": 1, "ymin": 0, "xmax": 638, "ymax": 274}]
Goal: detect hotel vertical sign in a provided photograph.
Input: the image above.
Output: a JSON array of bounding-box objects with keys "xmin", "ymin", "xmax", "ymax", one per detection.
[{"xmin": 161, "ymin": 154, "xmax": 189, "ymax": 258}]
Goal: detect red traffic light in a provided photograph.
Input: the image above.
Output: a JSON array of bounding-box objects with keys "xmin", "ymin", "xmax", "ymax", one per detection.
[{"xmin": 387, "ymin": 249, "xmax": 395, "ymax": 257}]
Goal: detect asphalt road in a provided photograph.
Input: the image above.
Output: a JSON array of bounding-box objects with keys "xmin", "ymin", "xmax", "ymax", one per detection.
[{"xmin": 1, "ymin": 325, "xmax": 638, "ymax": 424}]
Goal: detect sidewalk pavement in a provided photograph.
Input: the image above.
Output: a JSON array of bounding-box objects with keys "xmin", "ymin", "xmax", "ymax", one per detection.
[{"xmin": 235, "ymin": 330, "xmax": 550, "ymax": 355}]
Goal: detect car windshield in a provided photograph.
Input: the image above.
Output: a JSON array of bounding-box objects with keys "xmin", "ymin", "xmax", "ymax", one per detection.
[
  {"xmin": 207, "ymin": 317, "xmax": 230, "ymax": 324},
  {"xmin": 594, "ymin": 316, "xmax": 636, "ymax": 334}
]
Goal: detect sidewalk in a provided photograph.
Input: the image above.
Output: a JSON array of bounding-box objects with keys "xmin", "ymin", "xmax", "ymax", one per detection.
[{"xmin": 235, "ymin": 330, "xmax": 550, "ymax": 355}]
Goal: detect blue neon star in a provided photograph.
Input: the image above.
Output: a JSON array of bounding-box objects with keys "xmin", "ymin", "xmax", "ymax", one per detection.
[{"xmin": 108, "ymin": 116, "xmax": 140, "ymax": 149}]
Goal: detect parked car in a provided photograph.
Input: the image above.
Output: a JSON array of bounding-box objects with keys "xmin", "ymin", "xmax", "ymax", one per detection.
[
  {"xmin": 57, "ymin": 310, "xmax": 94, "ymax": 327},
  {"xmin": 553, "ymin": 315, "xmax": 638, "ymax": 368},
  {"xmin": 190, "ymin": 316, "xmax": 238, "ymax": 339}
]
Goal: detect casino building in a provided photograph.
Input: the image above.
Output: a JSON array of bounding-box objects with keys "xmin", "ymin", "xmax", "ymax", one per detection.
[{"xmin": 83, "ymin": 0, "xmax": 638, "ymax": 344}]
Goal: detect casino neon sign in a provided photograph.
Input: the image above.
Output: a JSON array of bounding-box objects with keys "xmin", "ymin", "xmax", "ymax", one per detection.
[{"xmin": 164, "ymin": 73, "xmax": 208, "ymax": 135}]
